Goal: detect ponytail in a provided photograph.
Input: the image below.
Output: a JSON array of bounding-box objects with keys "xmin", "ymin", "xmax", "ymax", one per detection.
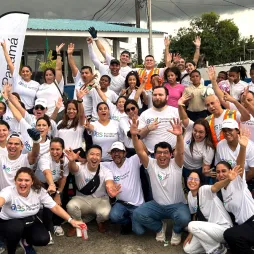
[{"xmin": 229, "ymin": 66, "xmax": 247, "ymax": 81}]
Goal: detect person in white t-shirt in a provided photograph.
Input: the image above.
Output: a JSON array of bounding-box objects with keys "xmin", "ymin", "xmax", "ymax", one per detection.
[
  {"xmin": 0, "ymin": 120, "xmax": 10, "ymax": 156},
  {"xmin": 102, "ymin": 141, "xmax": 144, "ymax": 234},
  {"xmin": 1, "ymin": 41, "xmax": 40, "ymax": 110},
  {"xmin": 0, "ymin": 167, "xmax": 83, "ymax": 254},
  {"xmin": 131, "ymin": 117, "xmax": 191, "ymax": 245},
  {"xmin": 88, "ymin": 26, "xmax": 132, "ymax": 78},
  {"xmin": 138, "ymin": 86, "xmax": 179, "ymax": 153},
  {"xmin": 36, "ymin": 43, "xmax": 65, "ymax": 120},
  {"xmin": 183, "ymin": 170, "xmax": 234, "ymax": 254},
  {"xmin": 216, "ymin": 133, "xmax": 254, "ymax": 253},
  {"xmin": 87, "ymin": 37, "xmax": 125, "ymax": 94},
  {"xmin": 65, "ymin": 145, "xmax": 120, "ymax": 236}
]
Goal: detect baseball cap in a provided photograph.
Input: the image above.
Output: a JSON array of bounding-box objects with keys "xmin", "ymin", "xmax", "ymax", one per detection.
[
  {"xmin": 35, "ymin": 98, "xmax": 47, "ymax": 108},
  {"xmin": 110, "ymin": 59, "xmax": 120, "ymax": 65},
  {"xmin": 7, "ymin": 133, "xmax": 24, "ymax": 144},
  {"xmin": 221, "ymin": 119, "xmax": 239, "ymax": 130},
  {"xmin": 108, "ymin": 142, "xmax": 126, "ymax": 153}
]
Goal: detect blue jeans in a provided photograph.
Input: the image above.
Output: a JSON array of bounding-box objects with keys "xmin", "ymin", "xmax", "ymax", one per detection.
[
  {"xmin": 132, "ymin": 201, "xmax": 191, "ymax": 235},
  {"xmin": 110, "ymin": 202, "xmax": 138, "ymax": 225}
]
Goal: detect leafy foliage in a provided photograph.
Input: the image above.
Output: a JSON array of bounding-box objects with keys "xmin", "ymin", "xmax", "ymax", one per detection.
[{"xmin": 39, "ymin": 50, "xmax": 56, "ymax": 71}]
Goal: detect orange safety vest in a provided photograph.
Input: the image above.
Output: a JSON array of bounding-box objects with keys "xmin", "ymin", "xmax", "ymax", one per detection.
[
  {"xmin": 206, "ymin": 109, "xmax": 237, "ymax": 147},
  {"xmin": 138, "ymin": 68, "xmax": 160, "ymax": 90}
]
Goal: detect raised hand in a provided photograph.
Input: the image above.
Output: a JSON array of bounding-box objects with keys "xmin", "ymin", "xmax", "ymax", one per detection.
[
  {"xmin": 129, "ymin": 115, "xmax": 139, "ymax": 136},
  {"xmin": 2, "ymin": 83, "xmax": 12, "ymax": 100},
  {"xmin": 0, "ymin": 40, "xmax": 7, "ymax": 49},
  {"xmin": 167, "ymin": 118, "xmax": 183, "ymax": 136},
  {"xmin": 173, "ymin": 53, "xmax": 181, "ymax": 63},
  {"xmin": 76, "ymin": 87, "xmax": 89, "ymax": 100},
  {"xmin": 64, "ymin": 148, "xmax": 80, "ymax": 162},
  {"xmin": 88, "ymin": 27, "xmax": 97, "ymax": 39},
  {"xmin": 164, "ymin": 36, "xmax": 171, "ymax": 47},
  {"xmin": 223, "ymin": 91, "xmax": 236, "ymax": 103},
  {"xmin": 27, "ymin": 128, "xmax": 42, "ymax": 143},
  {"xmin": 56, "ymin": 43, "xmax": 65, "ymax": 54},
  {"xmin": 67, "ymin": 43, "xmax": 75, "ymax": 55},
  {"xmin": 178, "ymin": 94, "xmax": 193, "ymax": 106},
  {"xmin": 228, "ymin": 165, "xmax": 242, "ymax": 181},
  {"xmin": 84, "ymin": 117, "xmax": 94, "ymax": 132},
  {"xmin": 106, "ymin": 183, "xmax": 121, "ymax": 198},
  {"xmin": 193, "ymin": 36, "xmax": 201, "ymax": 47},
  {"xmin": 142, "ymin": 73, "xmax": 148, "ymax": 85},
  {"xmin": 86, "ymin": 37, "xmax": 93, "ymax": 44},
  {"xmin": 55, "ymin": 97, "xmax": 63, "ymax": 109},
  {"xmin": 207, "ymin": 66, "xmax": 216, "ymax": 81},
  {"xmin": 238, "ymin": 129, "xmax": 250, "ymax": 148},
  {"xmin": 148, "ymin": 118, "xmax": 159, "ymax": 131}
]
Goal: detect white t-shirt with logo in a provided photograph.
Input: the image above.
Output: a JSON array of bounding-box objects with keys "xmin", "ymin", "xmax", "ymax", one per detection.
[
  {"xmin": 215, "ymin": 139, "xmax": 254, "ymax": 172},
  {"xmin": 36, "ymin": 152, "xmax": 69, "ymax": 183},
  {"xmin": 74, "ymin": 163, "xmax": 113, "ymax": 198},
  {"xmin": 57, "ymin": 122, "xmax": 84, "ymax": 150},
  {"xmin": 184, "ymin": 120, "xmax": 214, "ymax": 169},
  {"xmin": 3, "ymin": 107, "xmax": 21, "ymax": 134},
  {"xmin": 102, "ymin": 155, "xmax": 144, "ymax": 206},
  {"xmin": 73, "ymin": 71, "xmax": 93, "ymax": 116},
  {"xmin": 188, "ymin": 185, "xmax": 232, "ymax": 227},
  {"xmin": 146, "ymin": 157, "xmax": 186, "ymax": 205},
  {"xmin": 90, "ymin": 120, "xmax": 120, "ymax": 161},
  {"xmin": 106, "ymin": 99, "xmax": 127, "ymax": 122},
  {"xmin": 0, "ymin": 154, "xmax": 32, "ymax": 190},
  {"xmin": 0, "ymin": 186, "xmax": 56, "ymax": 220},
  {"xmin": 222, "ymin": 175, "xmax": 254, "ymax": 224},
  {"xmin": 139, "ymin": 106, "xmax": 179, "ymax": 153},
  {"xmin": 36, "ymin": 78, "xmax": 65, "ymax": 116},
  {"xmin": 12, "ymin": 74, "xmax": 40, "ymax": 110}
]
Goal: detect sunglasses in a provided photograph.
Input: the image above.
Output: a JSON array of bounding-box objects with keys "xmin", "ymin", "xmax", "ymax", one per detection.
[
  {"xmin": 187, "ymin": 177, "xmax": 200, "ymax": 182},
  {"xmin": 126, "ymin": 106, "xmax": 136, "ymax": 113},
  {"xmin": 35, "ymin": 105, "xmax": 45, "ymax": 110}
]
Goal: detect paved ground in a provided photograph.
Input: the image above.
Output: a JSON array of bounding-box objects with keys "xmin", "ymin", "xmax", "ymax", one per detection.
[{"xmin": 12, "ymin": 221, "xmax": 186, "ymax": 254}]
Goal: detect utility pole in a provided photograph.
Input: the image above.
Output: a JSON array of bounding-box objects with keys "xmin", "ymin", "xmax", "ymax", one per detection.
[
  {"xmin": 147, "ymin": 0, "xmax": 153, "ymax": 55},
  {"xmin": 135, "ymin": 0, "xmax": 142, "ymax": 65}
]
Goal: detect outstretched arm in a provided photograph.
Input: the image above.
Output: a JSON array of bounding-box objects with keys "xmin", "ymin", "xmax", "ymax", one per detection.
[
  {"xmin": 0, "ymin": 40, "xmax": 14, "ymax": 75},
  {"xmin": 178, "ymin": 95, "xmax": 192, "ymax": 128},
  {"xmin": 193, "ymin": 36, "xmax": 201, "ymax": 65},
  {"xmin": 87, "ymin": 37, "xmax": 102, "ymax": 70},
  {"xmin": 55, "ymin": 43, "xmax": 65, "ymax": 83},
  {"xmin": 76, "ymin": 87, "xmax": 88, "ymax": 126},
  {"xmin": 67, "ymin": 43, "xmax": 79, "ymax": 77}
]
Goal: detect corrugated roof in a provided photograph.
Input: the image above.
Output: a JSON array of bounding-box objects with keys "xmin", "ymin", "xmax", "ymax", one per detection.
[{"xmin": 27, "ymin": 18, "xmax": 163, "ymax": 34}]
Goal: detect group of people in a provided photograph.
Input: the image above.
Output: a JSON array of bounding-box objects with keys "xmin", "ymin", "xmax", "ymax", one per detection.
[{"xmin": 0, "ymin": 26, "xmax": 254, "ymax": 254}]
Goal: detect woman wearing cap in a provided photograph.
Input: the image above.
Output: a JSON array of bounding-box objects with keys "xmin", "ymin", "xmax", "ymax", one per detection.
[
  {"xmin": 1, "ymin": 41, "xmax": 40, "ymax": 111},
  {"xmin": 215, "ymin": 132, "xmax": 254, "ymax": 253},
  {"xmin": 36, "ymin": 43, "xmax": 65, "ymax": 120},
  {"xmin": 0, "ymin": 167, "xmax": 83, "ymax": 254}
]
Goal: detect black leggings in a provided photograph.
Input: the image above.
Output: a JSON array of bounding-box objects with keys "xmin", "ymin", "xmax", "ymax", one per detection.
[
  {"xmin": 0, "ymin": 217, "xmax": 49, "ymax": 254},
  {"xmin": 224, "ymin": 215, "xmax": 254, "ymax": 254}
]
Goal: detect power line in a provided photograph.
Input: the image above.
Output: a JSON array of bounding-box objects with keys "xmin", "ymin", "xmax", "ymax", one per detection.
[
  {"xmin": 151, "ymin": 3, "xmax": 181, "ymax": 19},
  {"xmin": 221, "ymin": 0, "xmax": 254, "ymax": 11},
  {"xmin": 103, "ymin": 0, "xmax": 124, "ymax": 21},
  {"xmin": 96, "ymin": 0, "xmax": 118, "ymax": 20},
  {"xmin": 91, "ymin": 0, "xmax": 112, "ymax": 20},
  {"xmin": 169, "ymin": 0, "xmax": 191, "ymax": 18},
  {"xmin": 121, "ymin": 5, "xmax": 135, "ymax": 21},
  {"xmin": 107, "ymin": 0, "xmax": 128, "ymax": 21}
]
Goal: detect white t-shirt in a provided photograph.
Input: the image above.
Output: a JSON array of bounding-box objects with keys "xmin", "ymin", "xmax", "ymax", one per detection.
[
  {"xmin": 146, "ymin": 157, "xmax": 186, "ymax": 205},
  {"xmin": 36, "ymin": 78, "xmax": 65, "ymax": 116},
  {"xmin": 215, "ymin": 139, "xmax": 254, "ymax": 172},
  {"xmin": 139, "ymin": 106, "xmax": 179, "ymax": 153},
  {"xmin": 188, "ymin": 185, "xmax": 232, "ymax": 227},
  {"xmin": 36, "ymin": 152, "xmax": 69, "ymax": 183},
  {"xmin": 73, "ymin": 71, "xmax": 93, "ymax": 116},
  {"xmin": 24, "ymin": 111, "xmax": 58, "ymax": 138},
  {"xmin": 240, "ymin": 115, "xmax": 254, "ymax": 143},
  {"xmin": 106, "ymin": 98, "xmax": 127, "ymax": 122},
  {"xmin": 222, "ymin": 175, "xmax": 254, "ymax": 224},
  {"xmin": 230, "ymin": 80, "xmax": 248, "ymax": 100},
  {"xmin": 74, "ymin": 163, "xmax": 113, "ymax": 198},
  {"xmin": 213, "ymin": 110, "xmax": 241, "ymax": 142},
  {"xmin": 57, "ymin": 122, "xmax": 84, "ymax": 150},
  {"xmin": 0, "ymin": 147, "xmax": 7, "ymax": 156},
  {"xmin": 0, "ymin": 186, "xmax": 56, "ymax": 220},
  {"xmin": 184, "ymin": 120, "xmax": 214, "ymax": 169},
  {"xmin": 147, "ymin": 90, "xmax": 153, "ymax": 109},
  {"xmin": 0, "ymin": 154, "xmax": 32, "ymax": 190},
  {"xmin": 89, "ymin": 88, "xmax": 118, "ymax": 120},
  {"xmin": 127, "ymin": 90, "xmax": 143, "ymax": 109},
  {"xmin": 90, "ymin": 120, "xmax": 120, "ymax": 161},
  {"xmin": 102, "ymin": 155, "xmax": 144, "ymax": 206},
  {"xmin": 119, "ymin": 116, "xmax": 136, "ymax": 149},
  {"xmin": 12, "ymin": 74, "xmax": 40, "ymax": 110},
  {"xmin": 181, "ymin": 75, "xmax": 205, "ymax": 88},
  {"xmin": 3, "ymin": 107, "xmax": 21, "ymax": 134}
]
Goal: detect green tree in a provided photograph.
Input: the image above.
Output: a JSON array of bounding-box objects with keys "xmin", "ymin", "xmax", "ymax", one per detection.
[{"xmin": 169, "ymin": 12, "xmax": 242, "ymax": 65}]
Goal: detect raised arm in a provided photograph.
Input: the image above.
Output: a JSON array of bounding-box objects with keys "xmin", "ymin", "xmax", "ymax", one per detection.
[
  {"xmin": 76, "ymin": 87, "xmax": 88, "ymax": 125},
  {"xmin": 178, "ymin": 95, "xmax": 192, "ymax": 128},
  {"xmin": 67, "ymin": 43, "xmax": 79, "ymax": 77},
  {"xmin": 27, "ymin": 128, "xmax": 41, "ymax": 165},
  {"xmin": 134, "ymin": 74, "xmax": 147, "ymax": 102},
  {"xmin": 131, "ymin": 116, "xmax": 149, "ymax": 168},
  {"xmin": 0, "ymin": 40, "xmax": 14, "ymax": 75},
  {"xmin": 55, "ymin": 43, "xmax": 65, "ymax": 83},
  {"xmin": 192, "ymin": 36, "xmax": 201, "ymax": 65},
  {"xmin": 50, "ymin": 98, "xmax": 63, "ymax": 121},
  {"xmin": 167, "ymin": 118, "xmax": 184, "ymax": 167},
  {"xmin": 94, "ymin": 85, "xmax": 107, "ymax": 102},
  {"xmin": 64, "ymin": 149, "xmax": 80, "ymax": 173},
  {"xmin": 87, "ymin": 37, "xmax": 102, "ymax": 70}
]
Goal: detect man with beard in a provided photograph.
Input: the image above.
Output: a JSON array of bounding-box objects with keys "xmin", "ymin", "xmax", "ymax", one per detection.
[
  {"xmin": 138, "ymin": 87, "xmax": 179, "ymax": 154},
  {"xmin": 102, "ymin": 141, "xmax": 144, "ymax": 234}
]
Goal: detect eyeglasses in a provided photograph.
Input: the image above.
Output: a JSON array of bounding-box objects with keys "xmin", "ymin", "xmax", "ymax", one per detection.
[
  {"xmin": 35, "ymin": 105, "xmax": 45, "ymax": 111},
  {"xmin": 187, "ymin": 177, "xmax": 200, "ymax": 182},
  {"xmin": 222, "ymin": 128, "xmax": 234, "ymax": 133},
  {"xmin": 126, "ymin": 106, "xmax": 136, "ymax": 113},
  {"xmin": 156, "ymin": 151, "xmax": 170, "ymax": 155}
]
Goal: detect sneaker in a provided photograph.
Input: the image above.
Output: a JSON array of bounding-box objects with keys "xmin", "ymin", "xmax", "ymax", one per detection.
[
  {"xmin": 48, "ymin": 231, "xmax": 54, "ymax": 245},
  {"xmin": 211, "ymin": 244, "xmax": 227, "ymax": 254},
  {"xmin": 0, "ymin": 247, "xmax": 5, "ymax": 254},
  {"xmin": 170, "ymin": 230, "xmax": 181, "ymax": 246},
  {"xmin": 156, "ymin": 220, "xmax": 167, "ymax": 242},
  {"xmin": 19, "ymin": 239, "xmax": 36, "ymax": 254},
  {"xmin": 54, "ymin": 226, "xmax": 64, "ymax": 236}
]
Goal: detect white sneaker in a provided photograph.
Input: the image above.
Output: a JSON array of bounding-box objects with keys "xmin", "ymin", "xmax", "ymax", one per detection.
[
  {"xmin": 54, "ymin": 226, "xmax": 64, "ymax": 236},
  {"xmin": 156, "ymin": 221, "xmax": 167, "ymax": 242},
  {"xmin": 48, "ymin": 231, "xmax": 54, "ymax": 245},
  {"xmin": 170, "ymin": 230, "xmax": 181, "ymax": 246}
]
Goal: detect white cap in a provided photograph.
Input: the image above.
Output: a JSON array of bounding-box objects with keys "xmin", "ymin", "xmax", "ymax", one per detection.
[
  {"xmin": 35, "ymin": 98, "xmax": 47, "ymax": 108},
  {"xmin": 108, "ymin": 142, "xmax": 126, "ymax": 153},
  {"xmin": 222, "ymin": 119, "xmax": 239, "ymax": 130},
  {"xmin": 7, "ymin": 133, "xmax": 24, "ymax": 144}
]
